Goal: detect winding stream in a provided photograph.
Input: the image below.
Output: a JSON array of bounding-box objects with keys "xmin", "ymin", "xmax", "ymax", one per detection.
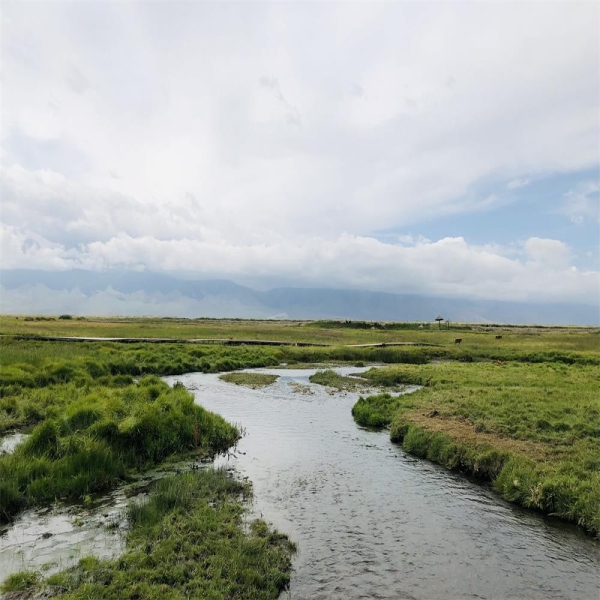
[{"xmin": 166, "ymin": 366, "xmax": 600, "ymax": 600}]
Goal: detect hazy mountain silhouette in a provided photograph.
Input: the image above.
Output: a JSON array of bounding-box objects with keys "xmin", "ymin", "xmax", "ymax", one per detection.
[{"xmin": 0, "ymin": 269, "xmax": 597, "ymax": 325}]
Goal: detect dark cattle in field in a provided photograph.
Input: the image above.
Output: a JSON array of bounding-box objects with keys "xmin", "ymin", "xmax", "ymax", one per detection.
[
  {"xmin": 496, "ymin": 335, "xmax": 503, "ymax": 340},
  {"xmin": 454, "ymin": 338, "xmax": 462, "ymax": 344}
]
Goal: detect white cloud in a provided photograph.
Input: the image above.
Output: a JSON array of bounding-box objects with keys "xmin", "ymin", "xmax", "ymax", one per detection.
[
  {"xmin": 1, "ymin": 3, "xmax": 598, "ymax": 233},
  {"xmin": 524, "ymin": 237, "xmax": 572, "ymax": 269},
  {"xmin": 560, "ymin": 181, "xmax": 600, "ymax": 225},
  {"xmin": 2, "ymin": 220, "xmax": 598, "ymax": 305},
  {"xmin": 507, "ymin": 178, "xmax": 531, "ymax": 190}
]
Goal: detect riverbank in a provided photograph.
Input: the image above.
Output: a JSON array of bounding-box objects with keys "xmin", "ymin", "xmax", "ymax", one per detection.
[
  {"xmin": 0, "ymin": 338, "xmax": 296, "ymax": 596},
  {"xmin": 352, "ymin": 362, "xmax": 600, "ymax": 535},
  {"xmin": 166, "ymin": 367, "xmax": 600, "ymax": 599}
]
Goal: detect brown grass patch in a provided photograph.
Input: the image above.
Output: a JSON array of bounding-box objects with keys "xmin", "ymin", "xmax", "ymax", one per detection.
[{"xmin": 402, "ymin": 410, "xmax": 553, "ymax": 461}]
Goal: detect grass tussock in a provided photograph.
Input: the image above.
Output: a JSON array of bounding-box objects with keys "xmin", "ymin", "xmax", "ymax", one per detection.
[
  {"xmin": 352, "ymin": 361, "xmax": 600, "ymax": 535},
  {"xmin": 1, "ymin": 570, "xmax": 39, "ymax": 594},
  {"xmin": 219, "ymin": 372, "xmax": 279, "ymax": 388},
  {"xmin": 15, "ymin": 470, "xmax": 295, "ymax": 600}
]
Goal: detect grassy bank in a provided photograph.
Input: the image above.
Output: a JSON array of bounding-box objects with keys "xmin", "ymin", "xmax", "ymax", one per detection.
[
  {"xmin": 1, "ymin": 323, "xmax": 599, "ymax": 541},
  {"xmin": 0, "ymin": 376, "xmax": 238, "ymax": 523},
  {"xmin": 2, "ymin": 469, "xmax": 296, "ymax": 599},
  {"xmin": 353, "ymin": 362, "xmax": 600, "ymax": 535},
  {"xmin": 0, "ymin": 330, "xmax": 298, "ymax": 597},
  {"xmin": 1, "ymin": 338, "xmax": 265, "ymax": 523},
  {"xmin": 352, "ymin": 393, "xmax": 408, "ymax": 428}
]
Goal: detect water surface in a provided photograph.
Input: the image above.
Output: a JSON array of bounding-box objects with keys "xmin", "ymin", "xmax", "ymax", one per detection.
[{"xmin": 167, "ymin": 367, "xmax": 600, "ymax": 600}]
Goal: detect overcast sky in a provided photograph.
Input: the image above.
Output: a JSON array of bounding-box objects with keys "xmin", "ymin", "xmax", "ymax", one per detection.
[{"xmin": 1, "ymin": 2, "xmax": 599, "ymax": 305}]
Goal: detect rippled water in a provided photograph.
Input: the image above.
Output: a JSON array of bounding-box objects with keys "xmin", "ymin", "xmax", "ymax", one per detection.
[
  {"xmin": 166, "ymin": 367, "xmax": 600, "ymax": 600},
  {"xmin": 0, "ymin": 432, "xmax": 28, "ymax": 455},
  {"xmin": 0, "ymin": 486, "xmax": 127, "ymax": 582},
  {"xmin": 0, "ymin": 464, "xmax": 178, "ymax": 583}
]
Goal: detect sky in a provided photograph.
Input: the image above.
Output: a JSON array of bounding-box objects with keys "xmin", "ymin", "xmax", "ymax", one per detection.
[{"xmin": 1, "ymin": 2, "xmax": 599, "ymax": 306}]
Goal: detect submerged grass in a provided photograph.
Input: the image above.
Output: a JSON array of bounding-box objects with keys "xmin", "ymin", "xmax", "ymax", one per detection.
[
  {"xmin": 219, "ymin": 372, "xmax": 279, "ymax": 388},
  {"xmin": 8, "ymin": 469, "xmax": 295, "ymax": 600},
  {"xmin": 352, "ymin": 362, "xmax": 600, "ymax": 535}
]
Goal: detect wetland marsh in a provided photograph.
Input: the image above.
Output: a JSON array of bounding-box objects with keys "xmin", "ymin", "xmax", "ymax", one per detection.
[{"xmin": 0, "ymin": 318, "xmax": 598, "ymax": 598}]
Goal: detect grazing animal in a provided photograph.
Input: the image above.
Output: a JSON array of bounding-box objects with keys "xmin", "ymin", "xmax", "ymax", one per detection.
[
  {"xmin": 454, "ymin": 338, "xmax": 462, "ymax": 344},
  {"xmin": 495, "ymin": 335, "xmax": 503, "ymax": 339}
]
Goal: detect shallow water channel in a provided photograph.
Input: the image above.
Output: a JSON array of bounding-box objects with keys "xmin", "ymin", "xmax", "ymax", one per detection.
[{"xmin": 166, "ymin": 366, "xmax": 600, "ymax": 600}]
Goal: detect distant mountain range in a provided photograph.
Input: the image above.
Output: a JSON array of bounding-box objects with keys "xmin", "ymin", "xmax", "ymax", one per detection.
[{"xmin": 0, "ymin": 269, "xmax": 598, "ymax": 325}]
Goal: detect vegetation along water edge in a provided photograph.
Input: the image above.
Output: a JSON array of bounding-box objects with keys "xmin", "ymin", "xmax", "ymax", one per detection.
[
  {"xmin": 0, "ymin": 317, "xmax": 598, "ymax": 596},
  {"xmin": 351, "ymin": 361, "xmax": 600, "ymax": 536},
  {"xmin": 0, "ymin": 332, "xmax": 298, "ymax": 597},
  {"xmin": 1, "ymin": 469, "xmax": 296, "ymax": 599}
]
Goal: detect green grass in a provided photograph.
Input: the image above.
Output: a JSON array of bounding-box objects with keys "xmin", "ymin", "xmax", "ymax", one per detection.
[
  {"xmin": 16, "ymin": 470, "xmax": 295, "ymax": 600},
  {"xmin": 0, "ymin": 328, "xmax": 297, "ymax": 597},
  {"xmin": 219, "ymin": 373, "xmax": 279, "ymax": 388},
  {"xmin": 0, "ymin": 376, "xmax": 238, "ymax": 523},
  {"xmin": 308, "ymin": 369, "xmax": 371, "ymax": 391},
  {"xmin": 351, "ymin": 361, "xmax": 600, "ymax": 535},
  {"xmin": 1, "ymin": 320, "xmax": 599, "ymax": 538},
  {"xmin": 1, "ymin": 570, "xmax": 39, "ymax": 593},
  {"xmin": 1, "ymin": 315, "xmax": 598, "ymax": 356},
  {"xmin": 352, "ymin": 393, "xmax": 407, "ymax": 428}
]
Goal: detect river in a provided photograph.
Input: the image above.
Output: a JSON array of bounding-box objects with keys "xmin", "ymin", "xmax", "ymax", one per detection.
[{"xmin": 165, "ymin": 366, "xmax": 600, "ymax": 600}]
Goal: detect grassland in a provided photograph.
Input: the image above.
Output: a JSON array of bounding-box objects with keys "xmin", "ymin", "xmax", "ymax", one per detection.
[
  {"xmin": 0, "ymin": 314, "xmax": 598, "ymax": 569},
  {"xmin": 2, "ymin": 469, "xmax": 296, "ymax": 599},
  {"xmin": 219, "ymin": 372, "xmax": 279, "ymax": 388},
  {"xmin": 1, "ymin": 314, "xmax": 599, "ymax": 357},
  {"xmin": 353, "ymin": 361, "xmax": 600, "ymax": 535}
]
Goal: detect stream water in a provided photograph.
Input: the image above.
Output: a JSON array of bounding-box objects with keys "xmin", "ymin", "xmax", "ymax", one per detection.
[{"xmin": 165, "ymin": 366, "xmax": 600, "ymax": 600}]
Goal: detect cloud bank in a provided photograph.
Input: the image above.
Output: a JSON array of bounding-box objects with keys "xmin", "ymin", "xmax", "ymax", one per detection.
[{"xmin": 0, "ymin": 2, "xmax": 598, "ymax": 308}]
